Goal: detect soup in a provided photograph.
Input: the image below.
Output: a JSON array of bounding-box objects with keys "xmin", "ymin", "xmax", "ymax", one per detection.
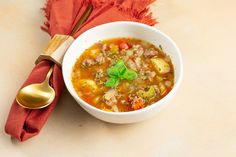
[{"xmin": 71, "ymin": 38, "xmax": 174, "ymax": 112}]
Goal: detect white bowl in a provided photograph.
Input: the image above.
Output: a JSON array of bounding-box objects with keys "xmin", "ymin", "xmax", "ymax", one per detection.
[{"xmin": 62, "ymin": 22, "xmax": 183, "ymax": 124}]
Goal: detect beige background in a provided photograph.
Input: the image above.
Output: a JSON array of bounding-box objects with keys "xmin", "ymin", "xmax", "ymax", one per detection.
[{"xmin": 1, "ymin": 0, "xmax": 236, "ymax": 156}]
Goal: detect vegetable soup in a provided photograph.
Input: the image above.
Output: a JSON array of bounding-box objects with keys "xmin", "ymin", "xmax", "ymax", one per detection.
[{"xmin": 71, "ymin": 38, "xmax": 174, "ymax": 112}]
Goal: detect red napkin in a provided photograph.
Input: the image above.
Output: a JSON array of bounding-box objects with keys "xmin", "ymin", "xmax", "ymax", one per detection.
[{"xmin": 5, "ymin": 0, "xmax": 157, "ymax": 141}]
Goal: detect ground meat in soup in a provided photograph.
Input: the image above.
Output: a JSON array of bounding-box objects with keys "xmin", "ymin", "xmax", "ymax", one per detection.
[{"xmin": 71, "ymin": 38, "xmax": 174, "ymax": 112}]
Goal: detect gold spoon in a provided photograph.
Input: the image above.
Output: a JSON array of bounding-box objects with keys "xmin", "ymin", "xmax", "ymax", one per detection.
[
  {"xmin": 16, "ymin": 67, "xmax": 55, "ymax": 109},
  {"xmin": 15, "ymin": 4, "xmax": 93, "ymax": 109}
]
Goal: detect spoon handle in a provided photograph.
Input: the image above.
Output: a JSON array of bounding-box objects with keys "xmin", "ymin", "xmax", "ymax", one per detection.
[
  {"xmin": 43, "ymin": 66, "xmax": 54, "ymax": 85},
  {"xmin": 70, "ymin": 4, "xmax": 93, "ymax": 36}
]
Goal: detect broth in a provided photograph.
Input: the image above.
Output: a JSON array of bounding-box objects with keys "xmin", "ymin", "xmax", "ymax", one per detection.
[{"xmin": 71, "ymin": 38, "xmax": 174, "ymax": 112}]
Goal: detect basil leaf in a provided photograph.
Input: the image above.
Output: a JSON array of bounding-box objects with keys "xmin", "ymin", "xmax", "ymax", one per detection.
[
  {"xmin": 107, "ymin": 60, "xmax": 126, "ymax": 77},
  {"xmin": 121, "ymin": 69, "xmax": 137, "ymax": 80},
  {"xmin": 106, "ymin": 60, "xmax": 137, "ymax": 88},
  {"xmin": 114, "ymin": 60, "xmax": 126, "ymax": 76},
  {"xmin": 107, "ymin": 67, "xmax": 119, "ymax": 77},
  {"xmin": 105, "ymin": 77, "xmax": 119, "ymax": 87}
]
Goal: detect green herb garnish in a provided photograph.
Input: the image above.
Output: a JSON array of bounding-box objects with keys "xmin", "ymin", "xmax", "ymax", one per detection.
[
  {"xmin": 105, "ymin": 77, "xmax": 119, "ymax": 87},
  {"xmin": 105, "ymin": 60, "xmax": 137, "ymax": 87},
  {"xmin": 120, "ymin": 70, "xmax": 137, "ymax": 80}
]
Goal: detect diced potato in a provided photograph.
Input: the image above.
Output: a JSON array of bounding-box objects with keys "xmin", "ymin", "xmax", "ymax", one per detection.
[
  {"xmin": 103, "ymin": 89, "xmax": 117, "ymax": 100},
  {"xmin": 112, "ymin": 105, "xmax": 119, "ymax": 112},
  {"xmin": 151, "ymin": 58, "xmax": 170, "ymax": 74},
  {"xmin": 78, "ymin": 79, "xmax": 98, "ymax": 93},
  {"xmin": 90, "ymin": 49, "xmax": 101, "ymax": 58}
]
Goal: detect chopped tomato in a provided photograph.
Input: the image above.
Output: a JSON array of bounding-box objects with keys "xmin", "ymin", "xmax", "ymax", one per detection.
[
  {"xmin": 132, "ymin": 97, "xmax": 144, "ymax": 110},
  {"xmin": 127, "ymin": 96, "xmax": 132, "ymax": 102},
  {"xmin": 119, "ymin": 42, "xmax": 130, "ymax": 50}
]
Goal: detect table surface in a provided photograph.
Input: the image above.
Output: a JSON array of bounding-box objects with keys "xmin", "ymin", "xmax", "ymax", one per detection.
[{"xmin": 1, "ymin": 0, "xmax": 236, "ymax": 156}]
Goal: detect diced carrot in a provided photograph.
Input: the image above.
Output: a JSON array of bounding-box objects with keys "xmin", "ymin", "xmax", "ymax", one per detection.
[
  {"xmin": 83, "ymin": 95, "xmax": 93, "ymax": 103},
  {"xmin": 132, "ymin": 98, "xmax": 144, "ymax": 110}
]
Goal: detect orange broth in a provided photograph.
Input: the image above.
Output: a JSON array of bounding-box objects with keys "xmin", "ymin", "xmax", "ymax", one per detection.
[{"xmin": 71, "ymin": 38, "xmax": 174, "ymax": 112}]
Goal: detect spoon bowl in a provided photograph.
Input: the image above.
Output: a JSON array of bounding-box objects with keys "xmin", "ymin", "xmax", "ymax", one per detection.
[{"xmin": 16, "ymin": 67, "xmax": 55, "ymax": 109}]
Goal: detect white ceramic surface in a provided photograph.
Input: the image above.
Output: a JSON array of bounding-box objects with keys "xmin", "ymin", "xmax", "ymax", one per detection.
[{"xmin": 62, "ymin": 21, "xmax": 183, "ymax": 123}]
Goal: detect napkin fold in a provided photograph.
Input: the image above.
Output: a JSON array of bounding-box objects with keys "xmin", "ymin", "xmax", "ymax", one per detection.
[
  {"xmin": 5, "ymin": 61, "xmax": 64, "ymax": 141},
  {"xmin": 5, "ymin": 0, "xmax": 157, "ymax": 141}
]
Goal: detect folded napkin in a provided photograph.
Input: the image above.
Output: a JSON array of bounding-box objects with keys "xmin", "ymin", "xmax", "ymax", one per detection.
[{"xmin": 5, "ymin": 0, "xmax": 157, "ymax": 141}]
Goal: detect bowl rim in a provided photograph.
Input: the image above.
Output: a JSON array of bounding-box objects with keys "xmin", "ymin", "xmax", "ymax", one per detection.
[{"xmin": 62, "ymin": 21, "xmax": 183, "ymax": 116}]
